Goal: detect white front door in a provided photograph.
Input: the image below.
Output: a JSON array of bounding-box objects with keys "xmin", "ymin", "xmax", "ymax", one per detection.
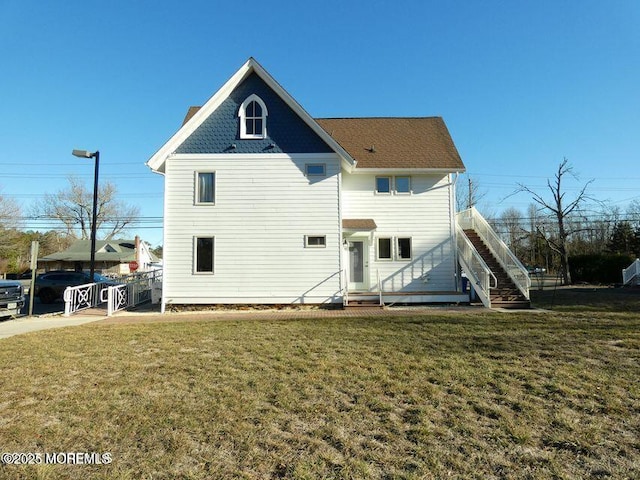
[{"xmin": 348, "ymin": 239, "xmax": 369, "ymax": 291}]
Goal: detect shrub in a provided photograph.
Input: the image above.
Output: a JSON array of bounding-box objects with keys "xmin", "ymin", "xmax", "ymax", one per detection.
[{"xmin": 569, "ymin": 253, "xmax": 635, "ymax": 284}]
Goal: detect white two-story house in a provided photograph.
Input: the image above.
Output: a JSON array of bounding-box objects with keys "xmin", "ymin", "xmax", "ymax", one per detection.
[{"xmin": 147, "ymin": 58, "xmax": 530, "ymax": 311}]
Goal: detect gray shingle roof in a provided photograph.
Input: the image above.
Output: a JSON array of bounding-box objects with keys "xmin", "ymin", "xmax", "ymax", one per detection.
[{"xmin": 40, "ymin": 240, "xmax": 158, "ymax": 263}]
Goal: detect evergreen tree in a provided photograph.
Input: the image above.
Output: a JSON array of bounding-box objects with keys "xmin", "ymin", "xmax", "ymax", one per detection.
[{"xmin": 608, "ymin": 221, "xmax": 638, "ymax": 256}]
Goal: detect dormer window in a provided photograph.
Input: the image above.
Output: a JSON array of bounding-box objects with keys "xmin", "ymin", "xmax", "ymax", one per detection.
[{"xmin": 239, "ymin": 94, "xmax": 268, "ymax": 139}]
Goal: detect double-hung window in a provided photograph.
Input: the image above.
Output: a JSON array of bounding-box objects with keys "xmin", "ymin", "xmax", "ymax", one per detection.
[
  {"xmin": 375, "ymin": 176, "xmax": 412, "ymax": 194},
  {"xmin": 377, "ymin": 238, "xmax": 392, "ymax": 260},
  {"xmin": 397, "ymin": 237, "xmax": 412, "ymax": 260},
  {"xmin": 376, "ymin": 176, "xmax": 391, "ymax": 194},
  {"xmin": 395, "ymin": 176, "xmax": 411, "ymax": 194},
  {"xmin": 196, "ymin": 172, "xmax": 215, "ymax": 204},
  {"xmin": 194, "ymin": 237, "xmax": 214, "ymax": 273},
  {"xmin": 378, "ymin": 237, "xmax": 411, "ymax": 260}
]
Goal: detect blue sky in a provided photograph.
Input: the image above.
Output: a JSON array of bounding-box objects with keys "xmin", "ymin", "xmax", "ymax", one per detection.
[{"xmin": 1, "ymin": 0, "xmax": 638, "ymax": 247}]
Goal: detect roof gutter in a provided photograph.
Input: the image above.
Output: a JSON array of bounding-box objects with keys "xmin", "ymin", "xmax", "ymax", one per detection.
[{"xmin": 348, "ymin": 167, "xmax": 466, "ymax": 175}]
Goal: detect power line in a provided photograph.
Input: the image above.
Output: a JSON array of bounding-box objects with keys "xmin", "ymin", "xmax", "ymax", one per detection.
[
  {"xmin": 4, "ymin": 192, "xmax": 162, "ymax": 199},
  {"xmin": 0, "ymin": 173, "xmax": 153, "ymax": 179},
  {"xmin": 0, "ymin": 162, "xmax": 141, "ymax": 166},
  {"xmin": 466, "ymin": 172, "xmax": 640, "ymax": 181}
]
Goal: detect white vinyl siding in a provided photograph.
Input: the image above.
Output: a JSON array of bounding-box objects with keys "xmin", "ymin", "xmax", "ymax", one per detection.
[
  {"xmin": 342, "ymin": 172, "xmax": 456, "ymax": 292},
  {"xmin": 163, "ymin": 153, "xmax": 341, "ymax": 304}
]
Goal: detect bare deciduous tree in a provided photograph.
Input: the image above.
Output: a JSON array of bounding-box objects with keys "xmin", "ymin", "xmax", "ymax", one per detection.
[
  {"xmin": 0, "ymin": 188, "xmax": 21, "ymax": 230},
  {"xmin": 517, "ymin": 158, "xmax": 594, "ymax": 285},
  {"xmin": 0, "ymin": 188, "xmax": 24, "ymax": 272},
  {"xmin": 36, "ymin": 176, "xmax": 140, "ymax": 240},
  {"xmin": 499, "ymin": 207, "xmax": 526, "ymax": 256},
  {"xmin": 626, "ymin": 200, "xmax": 640, "ymax": 230},
  {"xmin": 456, "ymin": 175, "xmax": 487, "ymax": 212}
]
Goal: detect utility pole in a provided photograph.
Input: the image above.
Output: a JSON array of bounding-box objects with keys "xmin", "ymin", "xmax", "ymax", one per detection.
[{"xmin": 28, "ymin": 241, "xmax": 39, "ymax": 316}]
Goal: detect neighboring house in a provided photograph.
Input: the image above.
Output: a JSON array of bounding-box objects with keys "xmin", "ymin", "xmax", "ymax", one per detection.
[
  {"xmin": 39, "ymin": 236, "xmax": 158, "ymax": 274},
  {"xmin": 147, "ymin": 58, "xmax": 530, "ymax": 310}
]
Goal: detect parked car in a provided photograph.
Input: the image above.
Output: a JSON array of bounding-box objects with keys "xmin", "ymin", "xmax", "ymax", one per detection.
[
  {"xmin": 34, "ymin": 271, "xmax": 119, "ymax": 304},
  {"xmin": 0, "ymin": 279, "xmax": 25, "ymax": 318},
  {"xmin": 527, "ymin": 266, "xmax": 547, "ymax": 275}
]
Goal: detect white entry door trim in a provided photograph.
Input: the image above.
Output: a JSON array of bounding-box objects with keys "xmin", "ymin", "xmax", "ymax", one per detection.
[{"xmin": 348, "ymin": 238, "xmax": 369, "ymax": 291}]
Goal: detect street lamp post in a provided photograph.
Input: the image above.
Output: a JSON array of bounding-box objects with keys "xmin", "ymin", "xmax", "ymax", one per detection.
[{"xmin": 72, "ymin": 149, "xmax": 100, "ymax": 282}]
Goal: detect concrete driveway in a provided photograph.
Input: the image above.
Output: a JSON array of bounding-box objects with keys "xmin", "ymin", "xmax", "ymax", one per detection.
[{"xmin": 0, "ymin": 312, "xmax": 105, "ymax": 340}]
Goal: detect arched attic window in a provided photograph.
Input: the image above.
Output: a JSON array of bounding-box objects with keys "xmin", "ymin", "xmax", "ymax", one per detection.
[{"xmin": 239, "ymin": 94, "xmax": 268, "ymax": 139}]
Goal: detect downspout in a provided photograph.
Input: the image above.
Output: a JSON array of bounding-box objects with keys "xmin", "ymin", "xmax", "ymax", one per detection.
[
  {"xmin": 337, "ymin": 161, "xmax": 345, "ymax": 305},
  {"xmin": 155, "ymin": 167, "xmax": 167, "ymax": 314},
  {"xmin": 451, "ymin": 172, "xmax": 461, "ymax": 292}
]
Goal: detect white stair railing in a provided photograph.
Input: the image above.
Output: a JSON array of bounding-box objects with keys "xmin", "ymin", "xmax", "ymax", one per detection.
[
  {"xmin": 456, "ymin": 223, "xmax": 495, "ymax": 308},
  {"xmin": 343, "ymin": 267, "xmax": 350, "ymax": 307},
  {"xmin": 457, "ymin": 207, "xmax": 530, "ymax": 300},
  {"xmin": 622, "ymin": 259, "xmax": 640, "ymax": 286},
  {"xmin": 376, "ymin": 269, "xmax": 383, "ymax": 306}
]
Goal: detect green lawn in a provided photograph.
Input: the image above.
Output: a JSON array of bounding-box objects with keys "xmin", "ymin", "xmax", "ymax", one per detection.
[{"xmin": 1, "ymin": 309, "xmax": 639, "ymax": 479}]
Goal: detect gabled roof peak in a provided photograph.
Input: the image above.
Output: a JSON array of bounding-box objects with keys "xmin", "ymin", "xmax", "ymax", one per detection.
[{"xmin": 146, "ymin": 57, "xmax": 355, "ymax": 173}]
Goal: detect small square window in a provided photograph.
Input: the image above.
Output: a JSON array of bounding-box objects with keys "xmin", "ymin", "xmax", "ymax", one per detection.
[
  {"xmin": 195, "ymin": 237, "xmax": 214, "ymax": 273},
  {"xmin": 376, "ymin": 176, "xmax": 391, "ymax": 194},
  {"xmin": 377, "ymin": 238, "xmax": 392, "ymax": 260},
  {"xmin": 196, "ymin": 172, "xmax": 215, "ymax": 204},
  {"xmin": 397, "ymin": 237, "xmax": 412, "ymax": 260},
  {"xmin": 305, "ymin": 235, "xmax": 326, "ymax": 248},
  {"xmin": 395, "ymin": 176, "xmax": 411, "ymax": 193},
  {"xmin": 305, "ymin": 164, "xmax": 326, "ymax": 176}
]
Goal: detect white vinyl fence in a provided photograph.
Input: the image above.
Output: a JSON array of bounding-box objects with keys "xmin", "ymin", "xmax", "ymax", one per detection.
[
  {"xmin": 64, "ymin": 281, "xmax": 112, "ymax": 316},
  {"xmin": 623, "ymin": 259, "xmax": 640, "ymax": 286},
  {"xmin": 64, "ymin": 270, "xmax": 162, "ymax": 316}
]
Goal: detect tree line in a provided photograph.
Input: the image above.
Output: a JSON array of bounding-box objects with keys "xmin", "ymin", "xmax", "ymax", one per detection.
[
  {"xmin": 0, "ymin": 177, "xmax": 155, "ymax": 275},
  {"xmin": 475, "ymin": 160, "xmax": 639, "ymax": 284}
]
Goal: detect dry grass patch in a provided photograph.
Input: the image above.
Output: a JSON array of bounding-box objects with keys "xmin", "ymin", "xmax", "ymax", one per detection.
[{"xmin": 0, "ymin": 312, "xmax": 639, "ymax": 479}]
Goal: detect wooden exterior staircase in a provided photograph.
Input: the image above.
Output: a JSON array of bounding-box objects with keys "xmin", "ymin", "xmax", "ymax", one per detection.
[{"xmin": 463, "ymin": 229, "xmax": 530, "ymax": 309}]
